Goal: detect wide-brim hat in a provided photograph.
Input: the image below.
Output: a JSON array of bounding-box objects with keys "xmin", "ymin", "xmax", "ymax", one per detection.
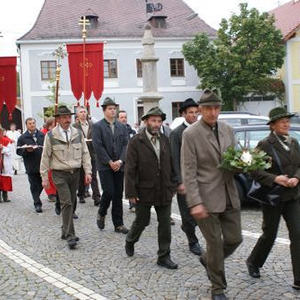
[
  {"xmin": 141, "ymin": 106, "xmax": 166, "ymax": 121},
  {"xmin": 267, "ymin": 107, "xmax": 295, "ymax": 125},
  {"xmin": 54, "ymin": 105, "xmax": 75, "ymax": 117},
  {"xmin": 101, "ymin": 97, "xmax": 118, "ymax": 107},
  {"xmin": 198, "ymin": 89, "xmax": 223, "ymax": 106},
  {"xmin": 179, "ymin": 98, "xmax": 198, "ymax": 114}
]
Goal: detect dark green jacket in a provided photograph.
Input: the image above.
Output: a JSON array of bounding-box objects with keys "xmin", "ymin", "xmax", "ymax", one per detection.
[{"xmin": 252, "ymin": 132, "xmax": 300, "ymax": 202}]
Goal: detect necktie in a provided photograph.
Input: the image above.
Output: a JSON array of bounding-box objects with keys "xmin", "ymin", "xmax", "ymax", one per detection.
[
  {"xmin": 64, "ymin": 130, "xmax": 69, "ymax": 143},
  {"xmin": 151, "ymin": 136, "xmax": 157, "ymax": 145}
]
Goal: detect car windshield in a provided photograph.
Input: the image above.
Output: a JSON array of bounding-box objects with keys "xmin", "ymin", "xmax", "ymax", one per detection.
[{"xmin": 235, "ymin": 128, "xmax": 300, "ymax": 149}]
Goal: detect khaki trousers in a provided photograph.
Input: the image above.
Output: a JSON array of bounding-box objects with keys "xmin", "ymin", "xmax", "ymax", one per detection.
[
  {"xmin": 52, "ymin": 169, "xmax": 80, "ymax": 240},
  {"xmin": 197, "ymin": 208, "xmax": 242, "ymax": 295}
]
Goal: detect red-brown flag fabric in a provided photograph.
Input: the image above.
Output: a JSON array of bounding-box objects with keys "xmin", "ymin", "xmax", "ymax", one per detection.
[
  {"xmin": 0, "ymin": 57, "xmax": 17, "ymax": 117},
  {"xmin": 66, "ymin": 43, "xmax": 104, "ymax": 107}
]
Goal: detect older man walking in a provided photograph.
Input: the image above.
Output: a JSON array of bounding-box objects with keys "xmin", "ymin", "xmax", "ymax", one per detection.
[
  {"xmin": 181, "ymin": 90, "xmax": 242, "ymax": 300},
  {"xmin": 40, "ymin": 106, "xmax": 92, "ymax": 249},
  {"xmin": 125, "ymin": 107, "xmax": 178, "ymax": 269}
]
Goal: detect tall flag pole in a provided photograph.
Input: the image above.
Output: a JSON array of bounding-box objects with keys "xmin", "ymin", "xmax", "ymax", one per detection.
[{"xmin": 79, "ymin": 16, "xmax": 90, "ymax": 112}]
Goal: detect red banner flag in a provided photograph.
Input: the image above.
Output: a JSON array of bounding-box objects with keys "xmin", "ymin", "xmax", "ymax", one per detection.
[
  {"xmin": 67, "ymin": 43, "xmax": 104, "ymax": 107},
  {"xmin": 0, "ymin": 57, "xmax": 17, "ymax": 118}
]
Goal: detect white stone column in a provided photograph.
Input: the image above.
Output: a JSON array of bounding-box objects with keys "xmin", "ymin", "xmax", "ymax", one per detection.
[{"xmin": 139, "ymin": 24, "xmax": 162, "ymax": 113}]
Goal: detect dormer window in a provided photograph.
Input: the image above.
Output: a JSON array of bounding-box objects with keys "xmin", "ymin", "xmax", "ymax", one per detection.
[
  {"xmin": 82, "ymin": 9, "xmax": 99, "ymax": 29},
  {"xmin": 148, "ymin": 16, "xmax": 167, "ymax": 28}
]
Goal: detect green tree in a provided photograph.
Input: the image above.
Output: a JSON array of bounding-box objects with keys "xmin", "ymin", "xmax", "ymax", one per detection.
[{"xmin": 182, "ymin": 3, "xmax": 285, "ymax": 110}]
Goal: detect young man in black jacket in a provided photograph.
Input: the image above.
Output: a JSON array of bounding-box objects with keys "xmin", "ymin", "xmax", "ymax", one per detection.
[
  {"xmin": 17, "ymin": 118, "xmax": 44, "ymax": 213},
  {"xmin": 92, "ymin": 98, "xmax": 129, "ymax": 234}
]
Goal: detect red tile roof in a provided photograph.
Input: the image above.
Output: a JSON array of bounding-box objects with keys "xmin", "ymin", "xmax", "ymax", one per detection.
[
  {"xmin": 270, "ymin": 0, "xmax": 300, "ymax": 41},
  {"xmin": 18, "ymin": 0, "xmax": 216, "ymax": 41}
]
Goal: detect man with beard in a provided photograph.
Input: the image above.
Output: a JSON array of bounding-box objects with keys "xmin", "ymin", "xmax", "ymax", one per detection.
[
  {"xmin": 170, "ymin": 98, "xmax": 203, "ymax": 256},
  {"xmin": 40, "ymin": 106, "xmax": 92, "ymax": 249},
  {"xmin": 125, "ymin": 107, "xmax": 178, "ymax": 269}
]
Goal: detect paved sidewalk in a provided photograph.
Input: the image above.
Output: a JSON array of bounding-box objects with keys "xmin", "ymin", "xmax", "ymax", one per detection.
[{"xmin": 0, "ymin": 174, "xmax": 299, "ymax": 299}]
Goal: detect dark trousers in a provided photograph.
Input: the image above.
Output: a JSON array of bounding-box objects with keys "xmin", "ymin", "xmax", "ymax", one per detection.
[
  {"xmin": 52, "ymin": 169, "xmax": 80, "ymax": 240},
  {"xmin": 27, "ymin": 173, "xmax": 43, "ymax": 207},
  {"xmin": 197, "ymin": 208, "xmax": 242, "ymax": 295},
  {"xmin": 78, "ymin": 158, "xmax": 100, "ymax": 199},
  {"xmin": 247, "ymin": 199, "xmax": 300, "ymax": 282},
  {"xmin": 126, "ymin": 203, "xmax": 172, "ymax": 259},
  {"xmin": 177, "ymin": 193, "xmax": 198, "ymax": 245},
  {"xmin": 98, "ymin": 169, "xmax": 124, "ymax": 227}
]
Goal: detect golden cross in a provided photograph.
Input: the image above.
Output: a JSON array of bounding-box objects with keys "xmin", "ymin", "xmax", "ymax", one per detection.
[
  {"xmin": 80, "ymin": 58, "xmax": 93, "ymax": 77},
  {"xmin": 79, "ymin": 16, "xmax": 90, "ymax": 40},
  {"xmin": 0, "ymin": 75, "xmax": 4, "ymax": 82}
]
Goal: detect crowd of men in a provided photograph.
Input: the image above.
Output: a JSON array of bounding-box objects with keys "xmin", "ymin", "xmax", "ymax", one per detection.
[{"xmin": 3, "ymin": 89, "xmax": 299, "ymax": 300}]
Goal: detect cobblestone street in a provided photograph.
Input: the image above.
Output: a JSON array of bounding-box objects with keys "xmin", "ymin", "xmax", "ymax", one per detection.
[{"xmin": 0, "ymin": 174, "xmax": 299, "ymax": 300}]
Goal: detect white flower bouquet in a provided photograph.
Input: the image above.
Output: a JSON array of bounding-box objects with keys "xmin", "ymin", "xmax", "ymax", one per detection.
[{"xmin": 219, "ymin": 146, "xmax": 271, "ymax": 173}]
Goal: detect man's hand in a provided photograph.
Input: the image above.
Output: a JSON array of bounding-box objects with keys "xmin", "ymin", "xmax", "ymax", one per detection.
[
  {"xmin": 114, "ymin": 160, "xmax": 122, "ymax": 172},
  {"xmin": 274, "ymin": 175, "xmax": 289, "ymax": 187},
  {"xmin": 42, "ymin": 179, "xmax": 50, "ymax": 190},
  {"xmin": 129, "ymin": 197, "xmax": 139, "ymax": 204},
  {"xmin": 190, "ymin": 204, "xmax": 208, "ymax": 220},
  {"xmin": 85, "ymin": 174, "xmax": 92, "ymax": 185},
  {"xmin": 287, "ymin": 177, "xmax": 299, "ymax": 188},
  {"xmin": 177, "ymin": 183, "xmax": 186, "ymax": 195},
  {"xmin": 109, "ymin": 161, "xmax": 119, "ymax": 172}
]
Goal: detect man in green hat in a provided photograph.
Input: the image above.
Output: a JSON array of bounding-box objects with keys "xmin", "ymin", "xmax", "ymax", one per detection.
[
  {"xmin": 181, "ymin": 89, "xmax": 242, "ymax": 300},
  {"xmin": 40, "ymin": 105, "xmax": 92, "ymax": 249},
  {"xmin": 125, "ymin": 106, "xmax": 178, "ymax": 269},
  {"xmin": 92, "ymin": 97, "xmax": 129, "ymax": 234}
]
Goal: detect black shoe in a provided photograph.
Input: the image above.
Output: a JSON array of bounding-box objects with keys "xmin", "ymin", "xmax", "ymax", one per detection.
[
  {"xmin": 55, "ymin": 204, "xmax": 61, "ymax": 215},
  {"xmin": 170, "ymin": 217, "xmax": 175, "ymax": 225},
  {"xmin": 189, "ymin": 242, "xmax": 203, "ymax": 256},
  {"xmin": 35, "ymin": 205, "xmax": 43, "ymax": 213},
  {"xmin": 212, "ymin": 293, "xmax": 227, "ymax": 300},
  {"xmin": 84, "ymin": 191, "xmax": 91, "ymax": 198},
  {"xmin": 97, "ymin": 214, "xmax": 105, "ymax": 230},
  {"xmin": 125, "ymin": 241, "xmax": 134, "ymax": 257},
  {"xmin": 67, "ymin": 239, "xmax": 77, "ymax": 249},
  {"xmin": 246, "ymin": 261, "xmax": 260, "ymax": 278},
  {"xmin": 61, "ymin": 235, "xmax": 79, "ymax": 242},
  {"xmin": 115, "ymin": 225, "xmax": 129, "ymax": 234},
  {"xmin": 2, "ymin": 191, "xmax": 10, "ymax": 202},
  {"xmin": 292, "ymin": 281, "xmax": 300, "ymax": 290},
  {"xmin": 93, "ymin": 196, "xmax": 101, "ymax": 206},
  {"xmin": 200, "ymin": 256, "xmax": 211, "ymax": 280},
  {"xmin": 73, "ymin": 213, "xmax": 78, "ymax": 219},
  {"xmin": 157, "ymin": 257, "xmax": 178, "ymax": 269},
  {"xmin": 79, "ymin": 196, "xmax": 85, "ymax": 203}
]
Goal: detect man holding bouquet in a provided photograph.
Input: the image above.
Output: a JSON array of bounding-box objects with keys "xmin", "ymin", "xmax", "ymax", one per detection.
[{"xmin": 181, "ymin": 89, "xmax": 242, "ymax": 300}]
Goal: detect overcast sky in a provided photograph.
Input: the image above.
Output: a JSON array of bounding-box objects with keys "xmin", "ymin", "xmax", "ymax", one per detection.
[{"xmin": 0, "ymin": 0, "xmax": 290, "ymax": 56}]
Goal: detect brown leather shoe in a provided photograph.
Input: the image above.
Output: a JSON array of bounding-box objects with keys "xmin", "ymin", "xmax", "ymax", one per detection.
[{"xmin": 115, "ymin": 225, "xmax": 129, "ymax": 234}]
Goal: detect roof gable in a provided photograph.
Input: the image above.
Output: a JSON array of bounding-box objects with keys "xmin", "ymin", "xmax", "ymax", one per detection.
[
  {"xmin": 270, "ymin": 0, "xmax": 300, "ymax": 41},
  {"xmin": 19, "ymin": 0, "xmax": 216, "ymax": 41}
]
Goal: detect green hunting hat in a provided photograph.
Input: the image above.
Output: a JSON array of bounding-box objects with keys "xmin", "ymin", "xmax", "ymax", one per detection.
[
  {"xmin": 267, "ymin": 107, "xmax": 295, "ymax": 124},
  {"xmin": 141, "ymin": 106, "xmax": 166, "ymax": 121},
  {"xmin": 101, "ymin": 97, "xmax": 118, "ymax": 107},
  {"xmin": 198, "ymin": 89, "xmax": 222, "ymax": 106},
  {"xmin": 54, "ymin": 105, "xmax": 75, "ymax": 117}
]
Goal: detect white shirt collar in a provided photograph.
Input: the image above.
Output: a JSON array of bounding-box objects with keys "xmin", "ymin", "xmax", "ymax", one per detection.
[{"xmin": 184, "ymin": 120, "xmax": 192, "ymax": 127}]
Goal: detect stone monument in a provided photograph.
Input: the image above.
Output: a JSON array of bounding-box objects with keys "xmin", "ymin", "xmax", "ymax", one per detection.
[{"xmin": 139, "ymin": 24, "xmax": 162, "ymax": 113}]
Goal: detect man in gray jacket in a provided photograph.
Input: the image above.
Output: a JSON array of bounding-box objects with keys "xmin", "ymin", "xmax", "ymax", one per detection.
[{"xmin": 181, "ymin": 90, "xmax": 242, "ymax": 300}]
